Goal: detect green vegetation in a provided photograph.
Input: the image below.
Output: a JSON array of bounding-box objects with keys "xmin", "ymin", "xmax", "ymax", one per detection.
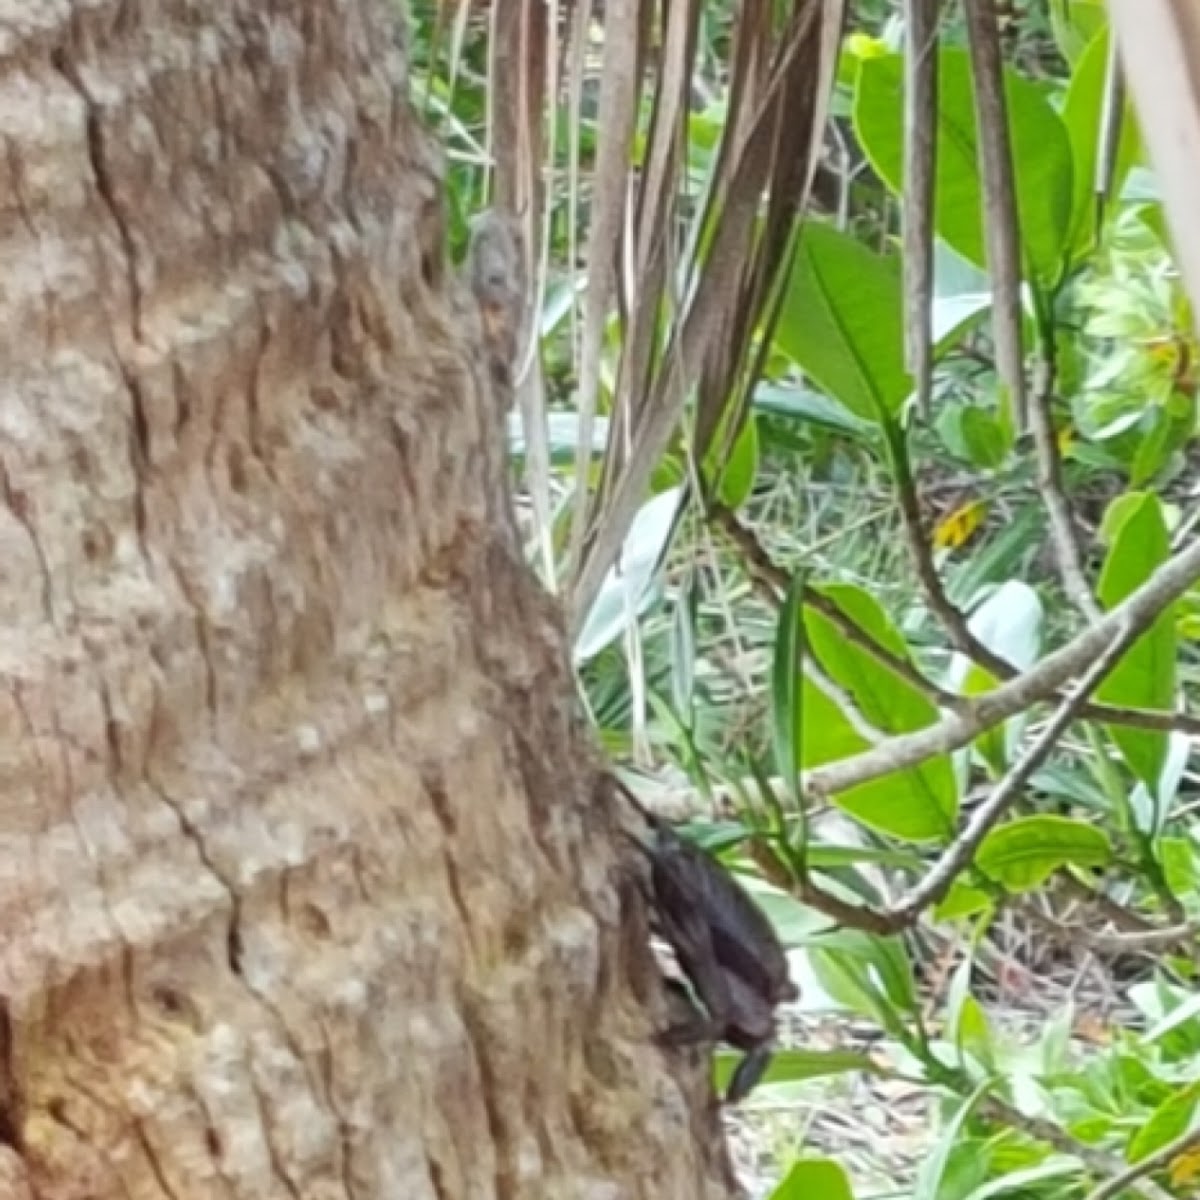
[{"xmin": 410, "ymin": 2, "xmax": 1200, "ymax": 1196}]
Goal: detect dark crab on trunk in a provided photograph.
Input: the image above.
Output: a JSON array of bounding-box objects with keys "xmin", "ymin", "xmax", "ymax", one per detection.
[{"xmin": 611, "ymin": 776, "xmax": 799, "ymax": 1104}]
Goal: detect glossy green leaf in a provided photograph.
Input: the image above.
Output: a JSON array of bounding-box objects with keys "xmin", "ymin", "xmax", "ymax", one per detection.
[
  {"xmin": 1095, "ymin": 493, "xmax": 1176, "ymax": 790},
  {"xmin": 714, "ymin": 1048, "xmax": 877, "ymax": 1096},
  {"xmin": 854, "ymin": 48, "xmax": 1074, "ymax": 285},
  {"xmin": 915, "ymin": 1081, "xmax": 993, "ymax": 1200},
  {"xmin": 801, "ymin": 585, "xmax": 957, "ymax": 842},
  {"xmin": 1062, "ymin": 29, "xmax": 1142, "ymax": 259},
  {"xmin": 773, "ymin": 574, "xmax": 806, "ymax": 810},
  {"xmin": 976, "ymin": 815, "xmax": 1113, "ymax": 892},
  {"xmin": 770, "ymin": 1159, "xmax": 855, "ymax": 1200},
  {"xmin": 813, "ymin": 931, "xmax": 918, "ymax": 1015},
  {"xmin": 775, "ymin": 222, "xmax": 910, "ymax": 422},
  {"xmin": 1049, "ymin": 0, "xmax": 1108, "ymax": 65},
  {"xmin": 1128, "ymin": 1083, "xmax": 1200, "ymax": 1164},
  {"xmin": 670, "ymin": 572, "xmax": 698, "ymax": 725},
  {"xmin": 801, "ymin": 677, "xmax": 955, "ymax": 842},
  {"xmin": 934, "ymin": 881, "xmax": 993, "ymax": 922},
  {"xmin": 712, "ymin": 413, "xmax": 759, "ymax": 510},
  {"xmin": 806, "ymin": 585, "xmax": 940, "ymax": 732},
  {"xmin": 946, "ymin": 958, "xmax": 994, "ymax": 1068}
]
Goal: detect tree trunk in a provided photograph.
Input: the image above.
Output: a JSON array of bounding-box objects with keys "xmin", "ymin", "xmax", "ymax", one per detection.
[{"xmin": 0, "ymin": 3, "xmax": 735, "ymax": 1198}]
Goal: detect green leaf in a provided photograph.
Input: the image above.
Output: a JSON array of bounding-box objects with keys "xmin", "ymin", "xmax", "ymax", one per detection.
[
  {"xmin": 854, "ymin": 48, "xmax": 1074, "ymax": 285},
  {"xmin": 915, "ymin": 1081, "xmax": 994, "ymax": 1200},
  {"xmin": 712, "ymin": 413, "xmax": 759, "ymax": 510},
  {"xmin": 801, "ymin": 585, "xmax": 957, "ymax": 842},
  {"xmin": 1062, "ymin": 29, "xmax": 1142, "ymax": 259},
  {"xmin": 714, "ymin": 1048, "xmax": 877, "ymax": 1096},
  {"xmin": 769, "ymin": 1159, "xmax": 855, "ymax": 1200},
  {"xmin": 946, "ymin": 958, "xmax": 994, "ymax": 1068},
  {"xmin": 1049, "ymin": 0, "xmax": 1109, "ymax": 66},
  {"xmin": 976, "ymin": 815, "xmax": 1113, "ymax": 892},
  {"xmin": 1095, "ymin": 493, "xmax": 1176, "ymax": 791},
  {"xmin": 776, "ymin": 222, "xmax": 910, "ymax": 422},
  {"xmin": 934, "ymin": 881, "xmax": 993, "ymax": 922},
  {"xmin": 801, "ymin": 677, "xmax": 955, "ymax": 842},
  {"xmin": 813, "ymin": 931, "xmax": 918, "ymax": 1016},
  {"xmin": 670, "ymin": 572, "xmax": 698, "ymax": 725},
  {"xmin": 963, "ymin": 1158, "xmax": 1083, "ymax": 1200},
  {"xmin": 1128, "ymin": 1083, "xmax": 1200, "ymax": 1164},
  {"xmin": 773, "ymin": 575, "xmax": 806, "ymax": 810},
  {"xmin": 806, "ymin": 584, "xmax": 941, "ymax": 733},
  {"xmin": 960, "ymin": 407, "xmax": 1011, "ymax": 470}
]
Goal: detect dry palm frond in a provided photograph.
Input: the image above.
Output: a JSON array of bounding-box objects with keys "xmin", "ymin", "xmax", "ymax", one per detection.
[
  {"xmin": 903, "ymin": 0, "xmax": 940, "ymax": 421},
  {"xmin": 962, "ymin": 0, "xmax": 1027, "ymax": 432},
  {"xmin": 567, "ymin": 0, "xmax": 848, "ymax": 632},
  {"xmin": 466, "ymin": 0, "xmax": 846, "ymax": 624}
]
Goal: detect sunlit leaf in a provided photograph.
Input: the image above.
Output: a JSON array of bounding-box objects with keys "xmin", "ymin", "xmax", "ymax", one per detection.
[
  {"xmin": 1128, "ymin": 1083, "xmax": 1200, "ymax": 1164},
  {"xmin": 1062, "ymin": 29, "xmax": 1142, "ymax": 258},
  {"xmin": 934, "ymin": 881, "xmax": 993, "ymax": 922},
  {"xmin": 963, "ymin": 1158, "xmax": 1083, "ymax": 1200},
  {"xmin": 714, "ymin": 1048, "xmax": 877, "ymax": 1097},
  {"xmin": 769, "ymin": 1158, "xmax": 855, "ymax": 1200},
  {"xmin": 1095, "ymin": 493, "xmax": 1176, "ymax": 791},
  {"xmin": 976, "ymin": 816, "xmax": 1113, "ymax": 892},
  {"xmin": 854, "ymin": 48, "xmax": 1074, "ymax": 285},
  {"xmin": 776, "ymin": 222, "xmax": 910, "ymax": 422},
  {"xmin": 773, "ymin": 574, "xmax": 806, "ymax": 811},
  {"xmin": 801, "ymin": 677, "xmax": 955, "ymax": 843},
  {"xmin": 915, "ymin": 1081, "xmax": 993, "ymax": 1200},
  {"xmin": 802, "ymin": 585, "xmax": 957, "ymax": 841}
]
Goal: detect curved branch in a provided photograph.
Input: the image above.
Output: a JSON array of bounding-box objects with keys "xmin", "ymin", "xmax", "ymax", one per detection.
[{"xmin": 805, "ymin": 535, "xmax": 1200, "ymax": 800}]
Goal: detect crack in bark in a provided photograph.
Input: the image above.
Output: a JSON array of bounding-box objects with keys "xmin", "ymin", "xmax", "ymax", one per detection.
[
  {"xmin": 49, "ymin": 49, "xmax": 144, "ymax": 338},
  {"xmin": 246, "ymin": 1074, "xmax": 305, "ymax": 1200},
  {"xmin": 0, "ymin": 1001, "xmax": 22, "ymax": 1152},
  {"xmin": 314, "ymin": 1016, "xmax": 362, "ymax": 1200},
  {"xmin": 132, "ymin": 1119, "xmax": 184, "ymax": 1200},
  {"xmin": 0, "ymin": 460, "xmax": 56, "ymax": 626},
  {"xmin": 163, "ymin": 556, "xmax": 220, "ymax": 726}
]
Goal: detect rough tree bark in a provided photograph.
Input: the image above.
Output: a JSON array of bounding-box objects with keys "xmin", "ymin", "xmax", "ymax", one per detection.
[{"xmin": 0, "ymin": 2, "xmax": 736, "ymax": 1197}]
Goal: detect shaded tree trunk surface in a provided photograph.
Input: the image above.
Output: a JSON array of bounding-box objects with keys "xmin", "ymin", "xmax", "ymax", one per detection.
[{"xmin": 0, "ymin": 2, "xmax": 735, "ymax": 1197}]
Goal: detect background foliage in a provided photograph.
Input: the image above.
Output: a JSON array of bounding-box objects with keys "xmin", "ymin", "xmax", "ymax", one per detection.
[{"xmin": 408, "ymin": 1, "xmax": 1200, "ymax": 1197}]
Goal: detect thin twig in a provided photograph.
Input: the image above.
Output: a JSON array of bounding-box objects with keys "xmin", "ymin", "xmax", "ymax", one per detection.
[
  {"xmin": 713, "ymin": 503, "xmax": 1200, "ymax": 736},
  {"xmin": 791, "ymin": 601, "xmax": 1184, "ymax": 933},
  {"xmin": 982, "ymin": 1097, "xmax": 1175, "ymax": 1200},
  {"xmin": 1057, "ymin": 874, "xmax": 1161, "ymax": 935},
  {"xmin": 806, "ymin": 535, "xmax": 1200, "ymax": 800},
  {"xmin": 1028, "ymin": 339, "xmax": 1103, "ymax": 621},
  {"xmin": 903, "ymin": 0, "xmax": 939, "ymax": 421},
  {"xmin": 1083, "ymin": 1124, "xmax": 1200, "ymax": 1200},
  {"xmin": 889, "ymin": 619, "xmax": 1134, "ymax": 921},
  {"xmin": 888, "ymin": 424, "xmax": 1016, "ymax": 674},
  {"xmin": 1027, "ymin": 906, "xmax": 1200, "ymax": 954},
  {"xmin": 963, "ymin": 0, "xmax": 1028, "ymax": 431},
  {"xmin": 713, "ymin": 505, "xmax": 967, "ymax": 709}
]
